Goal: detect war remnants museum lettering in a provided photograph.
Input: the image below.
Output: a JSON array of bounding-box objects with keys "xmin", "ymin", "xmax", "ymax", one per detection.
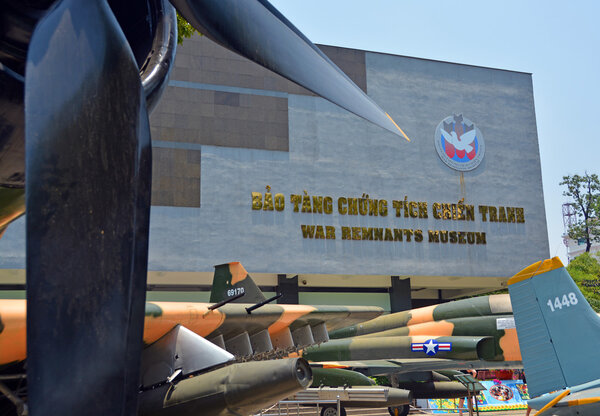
[{"xmin": 251, "ymin": 189, "xmax": 526, "ymax": 245}]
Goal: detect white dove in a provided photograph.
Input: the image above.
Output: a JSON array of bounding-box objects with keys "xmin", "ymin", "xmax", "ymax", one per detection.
[{"xmin": 440, "ymin": 128, "xmax": 477, "ymax": 153}]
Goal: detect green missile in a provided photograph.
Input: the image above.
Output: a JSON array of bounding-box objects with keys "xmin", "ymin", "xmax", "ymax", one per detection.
[
  {"xmin": 311, "ymin": 367, "xmax": 375, "ymax": 387},
  {"xmin": 138, "ymin": 358, "xmax": 312, "ymax": 416},
  {"xmin": 301, "ymin": 336, "xmax": 496, "ymax": 362}
]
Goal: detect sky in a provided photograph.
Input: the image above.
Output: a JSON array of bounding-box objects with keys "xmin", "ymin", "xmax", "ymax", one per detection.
[{"xmin": 270, "ymin": 0, "xmax": 600, "ymax": 263}]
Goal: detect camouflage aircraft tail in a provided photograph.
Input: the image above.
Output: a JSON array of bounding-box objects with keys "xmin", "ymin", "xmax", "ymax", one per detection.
[
  {"xmin": 508, "ymin": 257, "xmax": 600, "ymax": 398},
  {"xmin": 210, "ymin": 262, "xmax": 267, "ymax": 304}
]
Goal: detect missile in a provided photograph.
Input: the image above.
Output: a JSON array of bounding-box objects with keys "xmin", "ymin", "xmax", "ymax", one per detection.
[
  {"xmin": 138, "ymin": 358, "xmax": 312, "ymax": 416},
  {"xmin": 395, "ymin": 381, "xmax": 479, "ymax": 399}
]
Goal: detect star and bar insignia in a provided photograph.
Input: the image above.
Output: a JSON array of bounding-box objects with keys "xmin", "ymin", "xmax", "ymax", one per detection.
[{"xmin": 411, "ymin": 339, "xmax": 452, "ymax": 356}]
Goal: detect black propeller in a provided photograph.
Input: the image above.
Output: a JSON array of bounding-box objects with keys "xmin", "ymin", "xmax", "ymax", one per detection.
[{"xmin": 25, "ymin": 0, "xmax": 152, "ymax": 413}]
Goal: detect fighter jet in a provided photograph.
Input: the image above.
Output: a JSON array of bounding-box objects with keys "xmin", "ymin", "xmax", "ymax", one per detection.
[
  {"xmin": 293, "ymin": 293, "xmax": 522, "ymax": 416},
  {"xmin": 0, "ymin": 262, "xmax": 382, "ymax": 415},
  {"xmin": 0, "ymin": 0, "xmax": 408, "ymax": 414},
  {"xmin": 508, "ymin": 257, "xmax": 600, "ymax": 416}
]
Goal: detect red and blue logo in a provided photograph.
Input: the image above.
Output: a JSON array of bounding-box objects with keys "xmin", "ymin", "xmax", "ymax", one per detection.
[{"xmin": 434, "ymin": 114, "xmax": 485, "ymax": 171}]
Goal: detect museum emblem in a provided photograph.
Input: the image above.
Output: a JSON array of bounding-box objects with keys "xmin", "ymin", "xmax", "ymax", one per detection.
[{"xmin": 434, "ymin": 114, "xmax": 485, "ymax": 171}]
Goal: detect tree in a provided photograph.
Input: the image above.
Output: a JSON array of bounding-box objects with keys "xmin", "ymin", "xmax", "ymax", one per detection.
[
  {"xmin": 176, "ymin": 11, "xmax": 199, "ymax": 44},
  {"xmin": 566, "ymin": 252, "xmax": 600, "ymax": 312},
  {"xmin": 560, "ymin": 173, "xmax": 600, "ymax": 253}
]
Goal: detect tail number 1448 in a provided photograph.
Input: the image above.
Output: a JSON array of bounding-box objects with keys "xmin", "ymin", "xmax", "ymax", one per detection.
[{"xmin": 547, "ymin": 293, "xmax": 578, "ymax": 312}]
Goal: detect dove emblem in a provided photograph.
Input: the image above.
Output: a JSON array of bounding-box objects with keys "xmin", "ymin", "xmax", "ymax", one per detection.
[{"xmin": 434, "ymin": 114, "xmax": 485, "ymax": 171}]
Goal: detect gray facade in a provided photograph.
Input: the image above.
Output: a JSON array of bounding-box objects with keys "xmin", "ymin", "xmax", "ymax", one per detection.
[{"xmin": 0, "ymin": 35, "xmax": 549, "ymax": 308}]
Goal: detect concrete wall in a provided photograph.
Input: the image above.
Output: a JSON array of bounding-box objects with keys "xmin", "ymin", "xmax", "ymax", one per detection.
[{"xmin": 0, "ymin": 35, "xmax": 549, "ymax": 287}]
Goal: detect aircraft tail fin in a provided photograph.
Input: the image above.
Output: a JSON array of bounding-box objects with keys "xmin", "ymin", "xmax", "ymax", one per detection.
[
  {"xmin": 210, "ymin": 262, "xmax": 267, "ymax": 304},
  {"xmin": 508, "ymin": 257, "xmax": 600, "ymax": 397}
]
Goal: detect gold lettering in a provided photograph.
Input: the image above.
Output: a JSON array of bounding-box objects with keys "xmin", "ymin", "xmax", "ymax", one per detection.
[
  {"xmin": 449, "ymin": 231, "xmax": 457, "ymax": 243},
  {"xmin": 385, "ymin": 228, "xmax": 393, "ymax": 241},
  {"xmin": 359, "ymin": 196, "xmax": 368, "ymax": 216},
  {"xmin": 498, "ymin": 206, "xmax": 507, "ymax": 223},
  {"xmin": 409, "ymin": 201, "xmax": 418, "ymax": 218},
  {"xmin": 348, "ymin": 198, "xmax": 358, "ymax": 215},
  {"xmin": 432, "ymin": 202, "xmax": 442, "ymax": 219},
  {"xmin": 263, "ymin": 192, "xmax": 274, "ymax": 211},
  {"xmin": 479, "ymin": 205, "xmax": 488, "ymax": 222},
  {"xmin": 274, "ymin": 193, "xmax": 285, "ymax": 211},
  {"xmin": 301, "ymin": 225, "xmax": 315, "ymax": 238},
  {"xmin": 290, "ymin": 194, "xmax": 301, "ymax": 212},
  {"xmin": 442, "ymin": 203, "xmax": 452, "ymax": 220},
  {"xmin": 467, "ymin": 232, "xmax": 475, "ymax": 244},
  {"xmin": 394, "ymin": 229, "xmax": 403, "ymax": 241},
  {"xmin": 369, "ymin": 199, "xmax": 378, "ymax": 216},
  {"xmin": 379, "ymin": 200, "xmax": 388, "ymax": 216},
  {"xmin": 312, "ymin": 196, "xmax": 323, "ymax": 214},
  {"xmin": 392, "ymin": 200, "xmax": 402, "ymax": 217},
  {"xmin": 428, "ymin": 230, "xmax": 440, "ymax": 243},
  {"xmin": 326, "ymin": 226, "xmax": 336, "ymax": 239},
  {"xmin": 315, "ymin": 225, "xmax": 325, "ymax": 239},
  {"xmin": 338, "ymin": 197, "xmax": 347, "ymax": 215},
  {"xmin": 252, "ymin": 192, "xmax": 262, "ymax": 210},
  {"xmin": 362, "ymin": 227, "xmax": 374, "ymax": 240},
  {"xmin": 374, "ymin": 228, "xmax": 383, "ymax": 241},
  {"xmin": 341, "ymin": 226, "xmax": 351, "ymax": 240},
  {"xmin": 465, "ymin": 205, "xmax": 475, "ymax": 221},
  {"xmin": 506, "ymin": 207, "xmax": 515, "ymax": 223},
  {"xmin": 458, "ymin": 232, "xmax": 466, "ymax": 244},
  {"xmin": 404, "ymin": 229, "xmax": 413, "ymax": 242},
  {"xmin": 418, "ymin": 202, "xmax": 428, "ymax": 218},
  {"xmin": 489, "ymin": 206, "xmax": 498, "ymax": 222},
  {"xmin": 301, "ymin": 195, "xmax": 312, "ymax": 213},
  {"xmin": 352, "ymin": 227, "xmax": 361, "ymax": 240},
  {"xmin": 440, "ymin": 230, "xmax": 448, "ymax": 243},
  {"xmin": 414, "ymin": 229, "xmax": 423, "ymax": 242},
  {"xmin": 476, "ymin": 232, "xmax": 486, "ymax": 244},
  {"xmin": 324, "ymin": 197, "xmax": 333, "ymax": 214},
  {"xmin": 516, "ymin": 208, "xmax": 525, "ymax": 223}
]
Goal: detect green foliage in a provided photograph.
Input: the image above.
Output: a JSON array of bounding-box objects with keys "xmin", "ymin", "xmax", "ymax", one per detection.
[
  {"xmin": 560, "ymin": 173, "xmax": 600, "ymax": 252},
  {"xmin": 176, "ymin": 12, "xmax": 199, "ymax": 44},
  {"xmin": 567, "ymin": 252, "xmax": 600, "ymax": 312},
  {"xmin": 371, "ymin": 376, "xmax": 390, "ymax": 386}
]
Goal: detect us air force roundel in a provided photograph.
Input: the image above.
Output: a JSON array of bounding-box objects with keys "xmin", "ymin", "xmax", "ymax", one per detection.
[{"xmin": 411, "ymin": 339, "xmax": 453, "ymax": 356}]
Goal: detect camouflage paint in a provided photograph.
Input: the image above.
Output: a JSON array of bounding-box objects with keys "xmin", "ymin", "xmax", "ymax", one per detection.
[
  {"xmin": 0, "ymin": 187, "xmax": 25, "ymax": 232},
  {"xmin": 0, "ymin": 299, "xmax": 382, "ymax": 365},
  {"xmin": 210, "ymin": 262, "xmax": 266, "ymax": 304},
  {"xmin": 329, "ymin": 294, "xmax": 513, "ymax": 339},
  {"xmin": 301, "ymin": 335, "xmax": 495, "ymax": 362},
  {"xmin": 0, "ymin": 299, "xmax": 26, "ymax": 366}
]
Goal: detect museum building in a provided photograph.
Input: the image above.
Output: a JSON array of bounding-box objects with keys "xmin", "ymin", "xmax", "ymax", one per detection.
[{"xmin": 0, "ymin": 35, "xmax": 549, "ymax": 311}]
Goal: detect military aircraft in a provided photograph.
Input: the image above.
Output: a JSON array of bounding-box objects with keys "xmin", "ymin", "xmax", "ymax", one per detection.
[
  {"xmin": 508, "ymin": 257, "xmax": 600, "ymax": 416},
  {"xmin": 291, "ymin": 293, "xmax": 523, "ymax": 416},
  {"xmin": 0, "ymin": 0, "xmax": 408, "ymax": 414},
  {"xmin": 200, "ymin": 262, "xmax": 523, "ymax": 416},
  {"xmin": 0, "ymin": 262, "xmax": 382, "ymax": 415}
]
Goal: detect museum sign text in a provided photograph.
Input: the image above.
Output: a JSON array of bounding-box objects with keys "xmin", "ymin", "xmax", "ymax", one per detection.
[{"xmin": 251, "ymin": 189, "xmax": 526, "ymax": 246}]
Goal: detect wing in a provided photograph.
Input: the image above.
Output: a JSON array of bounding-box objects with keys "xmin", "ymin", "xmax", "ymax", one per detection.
[
  {"xmin": 460, "ymin": 129, "xmax": 477, "ymax": 145},
  {"xmin": 143, "ymin": 301, "xmax": 383, "ymax": 357},
  {"xmin": 440, "ymin": 128, "xmax": 453, "ymax": 143}
]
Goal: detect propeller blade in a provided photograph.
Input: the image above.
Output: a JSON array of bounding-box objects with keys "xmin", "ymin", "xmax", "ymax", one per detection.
[
  {"xmin": 171, "ymin": 0, "xmax": 410, "ymax": 141},
  {"xmin": 25, "ymin": 0, "xmax": 151, "ymax": 414}
]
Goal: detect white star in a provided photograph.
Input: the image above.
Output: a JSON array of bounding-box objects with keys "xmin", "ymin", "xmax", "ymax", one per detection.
[{"xmin": 424, "ymin": 339, "xmax": 438, "ymax": 354}]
